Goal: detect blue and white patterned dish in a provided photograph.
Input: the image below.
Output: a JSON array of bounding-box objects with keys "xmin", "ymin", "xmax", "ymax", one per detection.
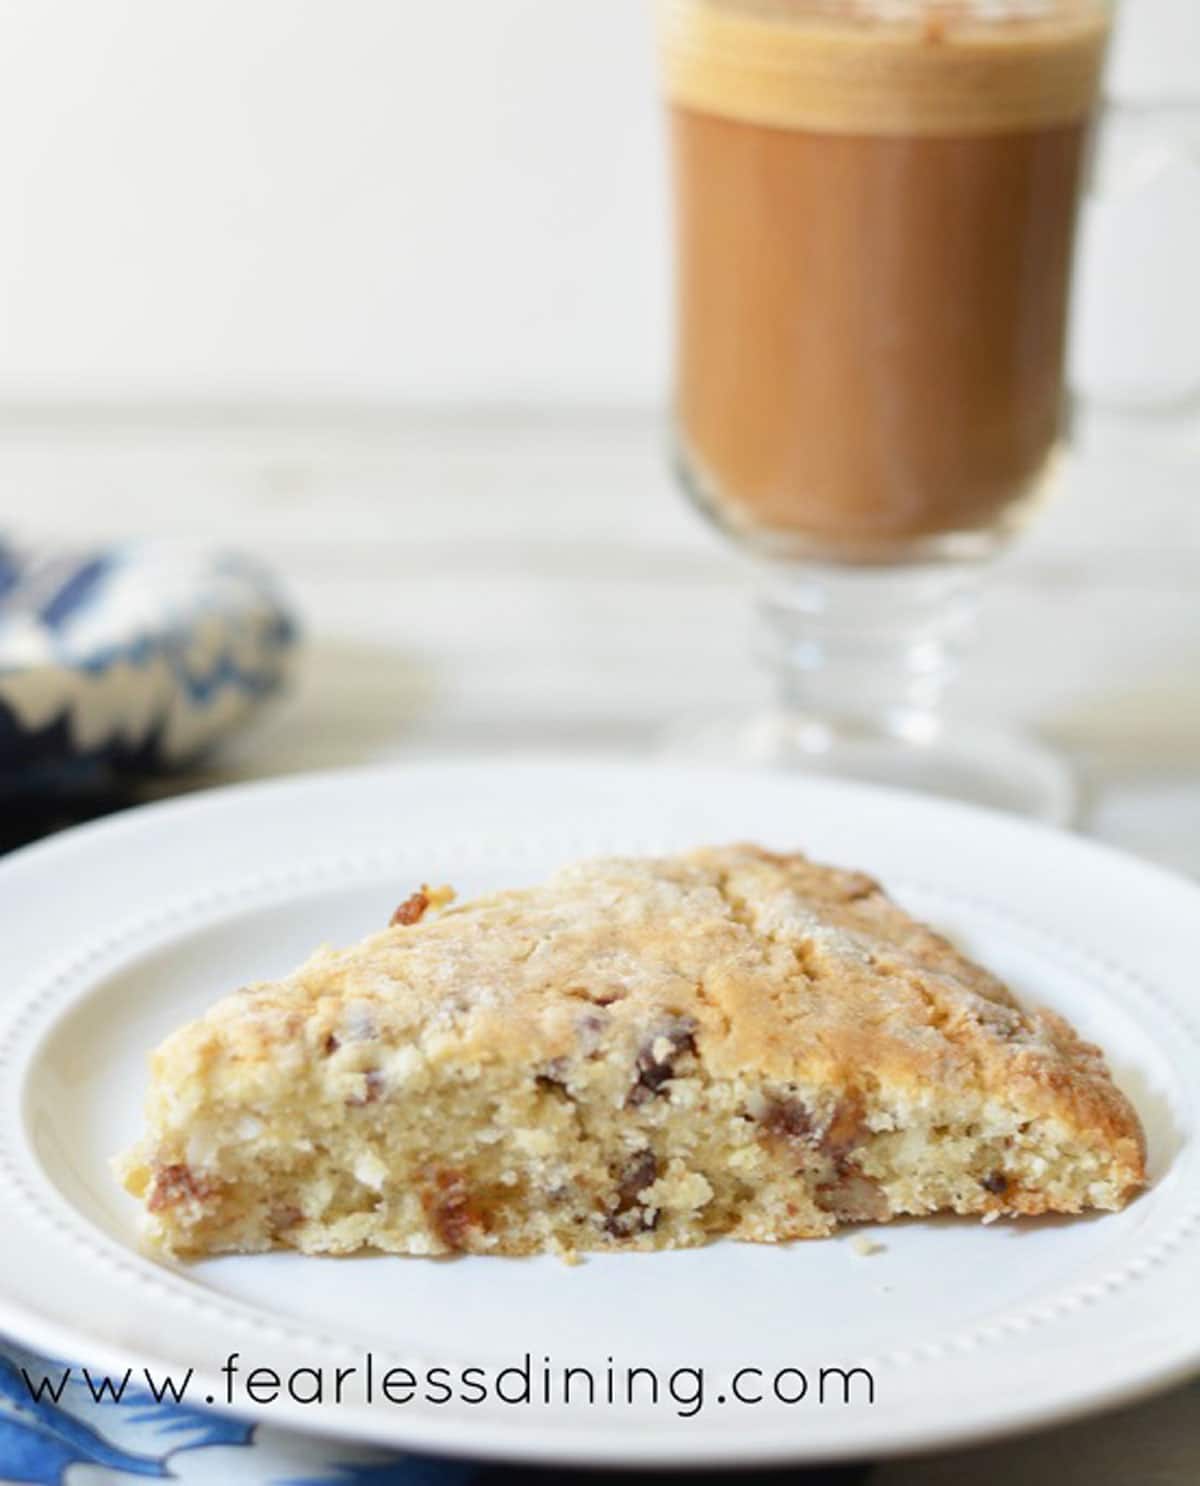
[
  {"xmin": 0, "ymin": 540, "xmax": 297, "ymax": 785},
  {"xmin": 0, "ymin": 1335, "xmax": 474, "ymax": 1485}
]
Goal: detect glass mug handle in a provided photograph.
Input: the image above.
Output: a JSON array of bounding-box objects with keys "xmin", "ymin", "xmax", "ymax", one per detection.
[{"xmin": 1071, "ymin": 93, "xmax": 1200, "ymax": 426}]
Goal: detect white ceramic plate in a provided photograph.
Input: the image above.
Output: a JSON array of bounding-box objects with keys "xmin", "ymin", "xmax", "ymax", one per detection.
[{"xmin": 1, "ymin": 760, "xmax": 1197, "ymax": 1467}]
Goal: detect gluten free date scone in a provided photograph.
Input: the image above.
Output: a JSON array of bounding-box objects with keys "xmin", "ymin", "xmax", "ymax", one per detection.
[{"xmin": 116, "ymin": 845, "xmax": 1146, "ymax": 1257}]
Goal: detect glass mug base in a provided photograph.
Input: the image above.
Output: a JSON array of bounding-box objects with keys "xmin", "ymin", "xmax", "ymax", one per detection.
[{"xmin": 660, "ymin": 708, "xmax": 1075, "ymax": 826}]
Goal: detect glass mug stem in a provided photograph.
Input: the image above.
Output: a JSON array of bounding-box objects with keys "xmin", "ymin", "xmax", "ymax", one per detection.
[
  {"xmin": 664, "ymin": 552, "xmax": 1073, "ymax": 819},
  {"xmin": 754, "ymin": 562, "xmax": 980, "ymax": 749}
]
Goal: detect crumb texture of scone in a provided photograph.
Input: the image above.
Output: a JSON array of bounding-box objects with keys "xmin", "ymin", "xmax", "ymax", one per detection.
[{"xmin": 116, "ymin": 845, "xmax": 1146, "ymax": 1257}]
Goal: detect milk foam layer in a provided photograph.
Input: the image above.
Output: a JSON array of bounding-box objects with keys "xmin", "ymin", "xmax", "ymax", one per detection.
[{"xmin": 659, "ymin": 0, "xmax": 1110, "ymax": 136}]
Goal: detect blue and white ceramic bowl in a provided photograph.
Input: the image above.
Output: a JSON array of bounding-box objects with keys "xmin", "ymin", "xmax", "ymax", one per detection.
[{"xmin": 0, "ymin": 540, "xmax": 297, "ymax": 786}]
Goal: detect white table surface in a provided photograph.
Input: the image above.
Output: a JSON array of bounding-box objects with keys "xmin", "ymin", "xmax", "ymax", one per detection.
[{"xmin": 0, "ymin": 407, "xmax": 1196, "ymax": 1481}]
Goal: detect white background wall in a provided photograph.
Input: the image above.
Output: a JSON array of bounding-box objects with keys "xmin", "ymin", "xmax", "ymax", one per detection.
[
  {"xmin": 0, "ymin": 0, "xmax": 1195, "ymax": 409},
  {"xmin": 0, "ymin": 0, "xmax": 667, "ymax": 405}
]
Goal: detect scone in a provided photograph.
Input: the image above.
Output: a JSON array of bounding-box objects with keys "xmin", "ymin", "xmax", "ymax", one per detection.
[{"xmin": 117, "ymin": 845, "xmax": 1145, "ymax": 1257}]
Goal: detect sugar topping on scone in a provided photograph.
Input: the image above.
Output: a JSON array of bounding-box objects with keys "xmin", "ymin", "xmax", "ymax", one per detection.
[{"xmin": 116, "ymin": 845, "xmax": 1146, "ymax": 1257}]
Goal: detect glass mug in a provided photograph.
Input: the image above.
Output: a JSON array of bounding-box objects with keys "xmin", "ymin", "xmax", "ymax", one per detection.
[{"xmin": 656, "ymin": 0, "xmax": 1113, "ymax": 820}]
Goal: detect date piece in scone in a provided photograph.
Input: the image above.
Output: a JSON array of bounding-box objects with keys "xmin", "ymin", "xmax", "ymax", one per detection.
[{"xmin": 116, "ymin": 846, "xmax": 1145, "ymax": 1257}]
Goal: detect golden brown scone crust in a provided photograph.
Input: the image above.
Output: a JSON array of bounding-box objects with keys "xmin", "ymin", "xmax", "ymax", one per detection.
[{"xmin": 121, "ymin": 845, "xmax": 1146, "ymax": 1255}]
